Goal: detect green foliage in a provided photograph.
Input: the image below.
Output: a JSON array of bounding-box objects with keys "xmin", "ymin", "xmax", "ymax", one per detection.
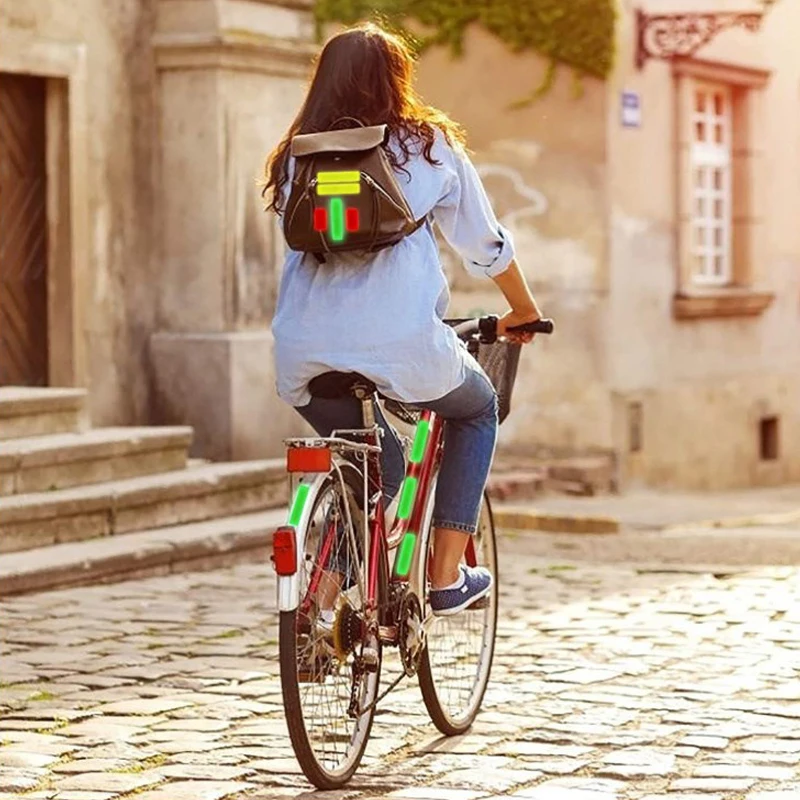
[
  {"xmin": 28, "ymin": 691, "xmax": 56, "ymax": 701},
  {"xmin": 314, "ymin": 0, "xmax": 616, "ymax": 102},
  {"xmin": 111, "ymin": 754, "xmax": 168, "ymax": 773},
  {"xmin": 208, "ymin": 628, "xmax": 243, "ymax": 639}
]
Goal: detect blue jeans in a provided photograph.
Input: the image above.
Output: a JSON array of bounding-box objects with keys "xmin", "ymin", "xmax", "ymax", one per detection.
[{"xmin": 295, "ymin": 361, "xmax": 498, "ymax": 534}]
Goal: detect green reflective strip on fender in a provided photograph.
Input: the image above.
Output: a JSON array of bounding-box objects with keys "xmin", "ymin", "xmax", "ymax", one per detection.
[
  {"xmin": 397, "ymin": 476, "xmax": 418, "ymax": 521},
  {"xmin": 288, "ymin": 483, "xmax": 310, "ymax": 526},
  {"xmin": 409, "ymin": 420, "xmax": 430, "ymax": 464},
  {"xmin": 396, "ymin": 531, "xmax": 417, "ymax": 577}
]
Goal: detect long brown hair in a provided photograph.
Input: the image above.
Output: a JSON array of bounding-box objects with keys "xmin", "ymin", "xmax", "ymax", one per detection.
[{"xmin": 262, "ymin": 22, "xmax": 466, "ymax": 215}]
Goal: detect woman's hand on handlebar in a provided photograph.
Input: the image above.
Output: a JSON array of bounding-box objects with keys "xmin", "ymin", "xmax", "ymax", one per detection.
[{"xmin": 496, "ymin": 307, "xmax": 542, "ymax": 344}]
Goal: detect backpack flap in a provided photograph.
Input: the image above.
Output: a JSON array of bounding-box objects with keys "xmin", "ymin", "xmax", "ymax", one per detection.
[
  {"xmin": 290, "ymin": 125, "xmax": 388, "ymax": 157},
  {"xmin": 284, "ymin": 125, "xmax": 421, "ymax": 258}
]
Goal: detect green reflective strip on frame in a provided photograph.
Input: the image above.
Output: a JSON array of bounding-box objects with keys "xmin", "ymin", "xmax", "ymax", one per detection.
[
  {"xmin": 409, "ymin": 420, "xmax": 430, "ymax": 464},
  {"xmin": 317, "ymin": 183, "xmax": 361, "ymax": 196},
  {"xmin": 288, "ymin": 483, "xmax": 310, "ymax": 526},
  {"xmin": 397, "ymin": 476, "xmax": 418, "ymax": 521},
  {"xmin": 396, "ymin": 532, "xmax": 417, "ymax": 577},
  {"xmin": 317, "ymin": 170, "xmax": 360, "ymax": 184}
]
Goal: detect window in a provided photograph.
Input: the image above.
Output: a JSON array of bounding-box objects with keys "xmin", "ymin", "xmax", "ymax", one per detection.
[
  {"xmin": 628, "ymin": 401, "xmax": 643, "ymax": 453},
  {"xmin": 690, "ymin": 83, "xmax": 732, "ymax": 285},
  {"xmin": 759, "ymin": 416, "xmax": 779, "ymax": 461},
  {"xmin": 672, "ymin": 59, "xmax": 774, "ymax": 320}
]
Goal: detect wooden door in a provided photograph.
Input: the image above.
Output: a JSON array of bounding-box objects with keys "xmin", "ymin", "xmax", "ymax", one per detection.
[{"xmin": 0, "ymin": 73, "xmax": 48, "ymax": 386}]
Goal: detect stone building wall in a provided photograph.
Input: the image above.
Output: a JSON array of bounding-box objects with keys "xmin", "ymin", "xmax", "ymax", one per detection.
[
  {"xmin": 413, "ymin": 25, "xmax": 612, "ymax": 456},
  {"xmin": 606, "ymin": 0, "xmax": 800, "ymax": 488},
  {"xmin": 148, "ymin": 0, "xmax": 318, "ymax": 460},
  {"xmin": 3, "ymin": 0, "xmax": 796, "ymax": 489},
  {"xmin": 0, "ymin": 0, "xmax": 159, "ymax": 425}
]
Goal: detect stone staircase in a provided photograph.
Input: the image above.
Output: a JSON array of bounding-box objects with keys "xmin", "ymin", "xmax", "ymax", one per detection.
[
  {"xmin": 0, "ymin": 387, "xmax": 287, "ymax": 595},
  {"xmin": 0, "ymin": 388, "xmax": 618, "ymax": 596},
  {"xmin": 488, "ymin": 452, "xmax": 617, "ymax": 501}
]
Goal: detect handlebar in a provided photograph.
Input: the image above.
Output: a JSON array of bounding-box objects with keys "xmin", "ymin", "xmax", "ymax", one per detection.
[{"xmin": 449, "ymin": 315, "xmax": 555, "ymax": 344}]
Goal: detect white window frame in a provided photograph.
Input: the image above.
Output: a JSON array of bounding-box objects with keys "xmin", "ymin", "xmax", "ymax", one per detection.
[{"xmin": 689, "ymin": 81, "xmax": 733, "ymax": 286}]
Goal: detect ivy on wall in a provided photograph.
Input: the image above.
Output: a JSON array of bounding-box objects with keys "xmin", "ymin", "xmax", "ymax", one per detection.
[{"xmin": 313, "ymin": 0, "xmax": 617, "ymax": 105}]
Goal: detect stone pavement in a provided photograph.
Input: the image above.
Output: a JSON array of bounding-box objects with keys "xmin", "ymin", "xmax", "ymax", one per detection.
[
  {"xmin": 2, "ymin": 547, "xmax": 800, "ymax": 800},
  {"xmin": 520, "ymin": 484, "xmax": 800, "ymax": 532},
  {"xmin": 500, "ymin": 523, "xmax": 800, "ymax": 568}
]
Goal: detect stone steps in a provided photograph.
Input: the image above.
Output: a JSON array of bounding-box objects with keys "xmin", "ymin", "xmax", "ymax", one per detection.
[
  {"xmin": 0, "ymin": 509, "xmax": 286, "ymax": 596},
  {"xmin": 0, "ymin": 459, "xmax": 287, "ymax": 554},
  {"xmin": 0, "ymin": 387, "xmax": 87, "ymax": 440},
  {"xmin": 491, "ymin": 452, "xmax": 617, "ymax": 499},
  {"xmin": 0, "ymin": 426, "xmax": 193, "ymax": 496}
]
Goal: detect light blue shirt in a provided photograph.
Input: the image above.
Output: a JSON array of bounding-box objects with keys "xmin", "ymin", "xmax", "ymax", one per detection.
[{"xmin": 271, "ymin": 129, "xmax": 515, "ymax": 407}]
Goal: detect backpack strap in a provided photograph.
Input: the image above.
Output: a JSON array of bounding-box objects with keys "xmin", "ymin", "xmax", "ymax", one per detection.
[
  {"xmin": 366, "ymin": 217, "xmax": 427, "ymax": 253},
  {"xmin": 408, "ymin": 217, "xmax": 426, "ymax": 235}
]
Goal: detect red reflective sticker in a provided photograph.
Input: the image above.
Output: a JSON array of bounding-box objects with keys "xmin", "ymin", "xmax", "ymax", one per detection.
[
  {"xmin": 272, "ymin": 526, "xmax": 297, "ymax": 576},
  {"xmin": 313, "ymin": 207, "xmax": 328, "ymax": 232},
  {"xmin": 345, "ymin": 207, "xmax": 360, "ymax": 232},
  {"xmin": 287, "ymin": 447, "xmax": 332, "ymax": 473}
]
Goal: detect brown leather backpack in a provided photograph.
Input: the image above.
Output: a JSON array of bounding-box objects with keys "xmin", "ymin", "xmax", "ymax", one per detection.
[{"xmin": 283, "ymin": 123, "xmax": 424, "ymax": 262}]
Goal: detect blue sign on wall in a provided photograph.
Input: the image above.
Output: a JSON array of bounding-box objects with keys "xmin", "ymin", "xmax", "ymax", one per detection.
[{"xmin": 621, "ymin": 91, "xmax": 641, "ymax": 128}]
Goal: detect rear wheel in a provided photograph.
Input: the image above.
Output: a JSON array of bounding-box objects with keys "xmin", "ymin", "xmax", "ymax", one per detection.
[
  {"xmin": 279, "ymin": 463, "xmax": 386, "ymax": 789},
  {"xmin": 417, "ymin": 491, "xmax": 498, "ymax": 735}
]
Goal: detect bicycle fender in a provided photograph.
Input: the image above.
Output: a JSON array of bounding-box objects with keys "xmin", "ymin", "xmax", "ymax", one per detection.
[{"xmin": 277, "ymin": 471, "xmax": 330, "ymax": 613}]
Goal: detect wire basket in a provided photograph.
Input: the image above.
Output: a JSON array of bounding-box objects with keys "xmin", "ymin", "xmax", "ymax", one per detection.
[
  {"xmin": 382, "ymin": 320, "xmax": 522, "ymax": 426},
  {"xmin": 471, "ymin": 337, "xmax": 522, "ymax": 425}
]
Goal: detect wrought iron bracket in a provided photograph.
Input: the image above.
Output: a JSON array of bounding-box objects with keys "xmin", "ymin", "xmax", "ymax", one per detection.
[{"xmin": 635, "ymin": 7, "xmax": 768, "ymax": 69}]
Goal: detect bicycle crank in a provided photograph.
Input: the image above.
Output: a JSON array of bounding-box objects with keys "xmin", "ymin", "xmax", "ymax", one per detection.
[{"xmin": 398, "ymin": 591, "xmax": 424, "ymax": 676}]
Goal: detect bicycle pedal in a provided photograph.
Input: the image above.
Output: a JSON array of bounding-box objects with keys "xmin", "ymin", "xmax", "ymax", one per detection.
[{"xmin": 468, "ymin": 595, "xmax": 490, "ymax": 610}]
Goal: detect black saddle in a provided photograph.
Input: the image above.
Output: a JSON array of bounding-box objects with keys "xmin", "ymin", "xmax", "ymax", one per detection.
[
  {"xmin": 308, "ymin": 371, "xmax": 378, "ymax": 400},
  {"xmin": 308, "ymin": 372, "xmax": 422, "ymax": 425}
]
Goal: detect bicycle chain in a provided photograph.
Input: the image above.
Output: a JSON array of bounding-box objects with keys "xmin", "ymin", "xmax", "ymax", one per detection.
[{"xmin": 352, "ymin": 668, "xmax": 407, "ymax": 718}]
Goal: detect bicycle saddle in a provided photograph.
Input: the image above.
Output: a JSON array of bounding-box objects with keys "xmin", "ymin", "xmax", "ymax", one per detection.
[{"xmin": 308, "ymin": 371, "xmax": 378, "ymax": 400}]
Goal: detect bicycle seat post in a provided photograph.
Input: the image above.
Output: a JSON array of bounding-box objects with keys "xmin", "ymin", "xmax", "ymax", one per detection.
[{"xmin": 355, "ymin": 387, "xmax": 376, "ymax": 428}]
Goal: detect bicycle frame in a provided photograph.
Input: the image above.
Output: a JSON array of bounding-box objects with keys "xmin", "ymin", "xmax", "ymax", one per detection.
[{"xmin": 280, "ymin": 397, "xmax": 479, "ymax": 630}]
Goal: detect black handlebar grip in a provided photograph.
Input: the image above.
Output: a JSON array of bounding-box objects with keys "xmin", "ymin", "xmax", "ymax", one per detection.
[{"xmin": 508, "ymin": 318, "xmax": 555, "ymax": 335}]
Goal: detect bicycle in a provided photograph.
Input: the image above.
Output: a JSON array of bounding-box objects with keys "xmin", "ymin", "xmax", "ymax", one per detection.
[{"xmin": 272, "ymin": 314, "xmax": 554, "ymax": 788}]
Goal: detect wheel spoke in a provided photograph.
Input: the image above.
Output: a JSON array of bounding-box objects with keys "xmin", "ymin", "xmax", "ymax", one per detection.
[
  {"xmin": 280, "ymin": 468, "xmax": 381, "ymax": 787},
  {"xmin": 419, "ymin": 496, "xmax": 498, "ymax": 732}
]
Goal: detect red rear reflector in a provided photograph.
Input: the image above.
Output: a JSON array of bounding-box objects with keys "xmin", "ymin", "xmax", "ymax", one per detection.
[
  {"xmin": 272, "ymin": 526, "xmax": 297, "ymax": 576},
  {"xmin": 313, "ymin": 207, "xmax": 327, "ymax": 232},
  {"xmin": 345, "ymin": 207, "xmax": 360, "ymax": 232},
  {"xmin": 287, "ymin": 447, "xmax": 332, "ymax": 473}
]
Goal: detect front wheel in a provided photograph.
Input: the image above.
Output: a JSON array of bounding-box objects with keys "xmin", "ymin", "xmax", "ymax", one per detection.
[{"xmin": 417, "ymin": 491, "xmax": 499, "ymax": 735}]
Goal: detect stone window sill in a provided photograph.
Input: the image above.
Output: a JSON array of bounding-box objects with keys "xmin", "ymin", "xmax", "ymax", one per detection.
[{"xmin": 673, "ymin": 287, "xmax": 775, "ymax": 320}]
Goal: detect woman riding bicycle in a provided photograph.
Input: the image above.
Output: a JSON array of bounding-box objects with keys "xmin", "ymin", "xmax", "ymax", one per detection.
[{"xmin": 264, "ymin": 22, "xmax": 543, "ymax": 618}]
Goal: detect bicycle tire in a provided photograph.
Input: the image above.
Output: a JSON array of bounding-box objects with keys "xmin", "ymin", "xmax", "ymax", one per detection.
[
  {"xmin": 279, "ymin": 462, "xmax": 388, "ymax": 789},
  {"xmin": 417, "ymin": 490, "xmax": 499, "ymax": 735}
]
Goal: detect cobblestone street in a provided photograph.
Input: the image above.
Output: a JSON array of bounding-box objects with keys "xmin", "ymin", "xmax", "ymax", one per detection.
[{"xmin": 2, "ymin": 539, "xmax": 800, "ymax": 800}]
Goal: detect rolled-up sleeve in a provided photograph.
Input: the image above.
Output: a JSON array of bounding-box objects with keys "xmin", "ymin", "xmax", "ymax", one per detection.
[{"xmin": 431, "ymin": 141, "xmax": 515, "ymax": 279}]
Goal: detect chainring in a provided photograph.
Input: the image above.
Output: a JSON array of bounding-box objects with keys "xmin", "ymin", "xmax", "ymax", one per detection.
[{"xmin": 398, "ymin": 591, "xmax": 424, "ymax": 676}]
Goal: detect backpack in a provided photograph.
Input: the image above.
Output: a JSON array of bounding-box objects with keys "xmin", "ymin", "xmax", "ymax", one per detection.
[{"xmin": 283, "ymin": 122, "xmax": 424, "ymax": 262}]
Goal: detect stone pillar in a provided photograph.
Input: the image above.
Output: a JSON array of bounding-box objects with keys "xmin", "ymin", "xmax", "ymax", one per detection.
[{"xmin": 150, "ymin": 0, "xmax": 317, "ymax": 460}]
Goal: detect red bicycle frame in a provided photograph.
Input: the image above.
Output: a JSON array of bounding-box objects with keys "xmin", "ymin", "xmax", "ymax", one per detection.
[{"xmin": 299, "ymin": 405, "xmax": 478, "ymax": 621}]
